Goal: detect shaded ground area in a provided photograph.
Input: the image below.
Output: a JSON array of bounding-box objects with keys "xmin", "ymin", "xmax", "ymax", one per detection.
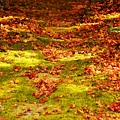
[{"xmin": 0, "ymin": 0, "xmax": 120, "ymax": 120}]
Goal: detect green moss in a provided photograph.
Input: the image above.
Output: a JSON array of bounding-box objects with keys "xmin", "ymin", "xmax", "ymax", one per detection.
[{"xmin": 0, "ymin": 0, "xmax": 120, "ymax": 119}]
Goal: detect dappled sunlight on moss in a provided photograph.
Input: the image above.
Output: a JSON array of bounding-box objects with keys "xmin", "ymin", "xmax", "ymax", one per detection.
[
  {"xmin": 96, "ymin": 12, "xmax": 120, "ymax": 20},
  {"xmin": 46, "ymin": 26, "xmax": 80, "ymax": 33},
  {"xmin": 46, "ymin": 22, "xmax": 102, "ymax": 33},
  {"xmin": 0, "ymin": 62, "xmax": 11, "ymax": 68},
  {"xmin": 0, "ymin": 16, "xmax": 14, "ymax": 21},
  {"xmin": 60, "ymin": 53, "xmax": 92, "ymax": 62},
  {"xmin": 0, "ymin": 16, "xmax": 29, "ymax": 22},
  {"xmin": 0, "ymin": 50, "xmax": 53, "ymax": 67},
  {"xmin": 14, "ymin": 57, "xmax": 40, "ymax": 66},
  {"xmin": 65, "ymin": 84, "xmax": 89, "ymax": 93}
]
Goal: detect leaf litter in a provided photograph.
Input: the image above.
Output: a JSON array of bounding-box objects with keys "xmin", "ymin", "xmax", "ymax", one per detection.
[{"xmin": 0, "ymin": 0, "xmax": 120, "ymax": 119}]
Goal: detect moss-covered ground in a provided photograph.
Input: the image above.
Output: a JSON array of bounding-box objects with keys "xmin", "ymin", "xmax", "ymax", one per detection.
[{"xmin": 0, "ymin": 0, "xmax": 120, "ymax": 119}]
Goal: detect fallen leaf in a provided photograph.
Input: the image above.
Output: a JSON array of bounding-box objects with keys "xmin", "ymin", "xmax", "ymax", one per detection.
[
  {"xmin": 41, "ymin": 97, "xmax": 47, "ymax": 103},
  {"xmin": 0, "ymin": 117, "xmax": 6, "ymax": 120},
  {"xmin": 70, "ymin": 67, "xmax": 77, "ymax": 71},
  {"xmin": 95, "ymin": 101, "xmax": 104, "ymax": 108},
  {"xmin": 53, "ymin": 107, "xmax": 62, "ymax": 114},
  {"xmin": 70, "ymin": 103, "xmax": 76, "ymax": 109},
  {"xmin": 54, "ymin": 96, "xmax": 59, "ymax": 101},
  {"xmin": 14, "ymin": 66, "xmax": 19, "ymax": 72},
  {"xmin": 0, "ymin": 72, "xmax": 3, "ymax": 76}
]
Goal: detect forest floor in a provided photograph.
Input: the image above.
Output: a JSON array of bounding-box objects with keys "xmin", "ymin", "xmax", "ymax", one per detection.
[{"xmin": 0, "ymin": 0, "xmax": 120, "ymax": 120}]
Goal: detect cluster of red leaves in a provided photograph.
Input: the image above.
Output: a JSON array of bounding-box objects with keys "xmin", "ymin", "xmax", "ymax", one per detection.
[
  {"xmin": 80, "ymin": 12, "xmax": 120, "ymax": 91},
  {"xmin": 84, "ymin": 66, "xmax": 95, "ymax": 75},
  {"xmin": 21, "ymin": 64, "xmax": 64, "ymax": 101},
  {"xmin": 91, "ymin": 2, "xmax": 120, "ymax": 15},
  {"xmin": 72, "ymin": 3, "xmax": 120, "ymax": 118},
  {"xmin": 107, "ymin": 101, "xmax": 120, "ymax": 113},
  {"xmin": 68, "ymin": 2, "xmax": 112, "ymax": 24},
  {"xmin": 22, "ymin": 70, "xmax": 39, "ymax": 79},
  {"xmin": 22, "ymin": 64, "xmax": 64, "ymax": 79},
  {"xmin": 0, "ymin": 45, "xmax": 8, "ymax": 52},
  {"xmin": 61, "ymin": 40, "xmax": 84, "ymax": 48},
  {"xmin": 42, "ymin": 42, "xmax": 76, "ymax": 61},
  {"xmin": 27, "ymin": 19, "xmax": 43, "ymax": 35},
  {"xmin": 32, "ymin": 78, "xmax": 62, "ymax": 101},
  {"xmin": 0, "ymin": 116, "xmax": 6, "ymax": 120},
  {"xmin": 90, "ymin": 46, "xmax": 120, "ymax": 92},
  {"xmin": 92, "ymin": 78, "xmax": 120, "ymax": 92},
  {"xmin": 48, "ymin": 64, "xmax": 64, "ymax": 75},
  {"xmin": 75, "ymin": 107, "xmax": 117, "ymax": 120},
  {"xmin": 45, "ymin": 30, "xmax": 76, "ymax": 40},
  {"xmin": 0, "ymin": 17, "xmax": 43, "ymax": 47},
  {"xmin": 44, "ymin": 107, "xmax": 62, "ymax": 116}
]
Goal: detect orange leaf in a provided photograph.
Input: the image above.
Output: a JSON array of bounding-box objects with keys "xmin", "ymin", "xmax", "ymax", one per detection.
[
  {"xmin": 0, "ymin": 117, "xmax": 6, "ymax": 120},
  {"xmin": 41, "ymin": 97, "xmax": 47, "ymax": 103},
  {"xmin": 70, "ymin": 103, "xmax": 76, "ymax": 109},
  {"xmin": 70, "ymin": 67, "xmax": 77, "ymax": 71},
  {"xmin": 0, "ymin": 72, "xmax": 3, "ymax": 76}
]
